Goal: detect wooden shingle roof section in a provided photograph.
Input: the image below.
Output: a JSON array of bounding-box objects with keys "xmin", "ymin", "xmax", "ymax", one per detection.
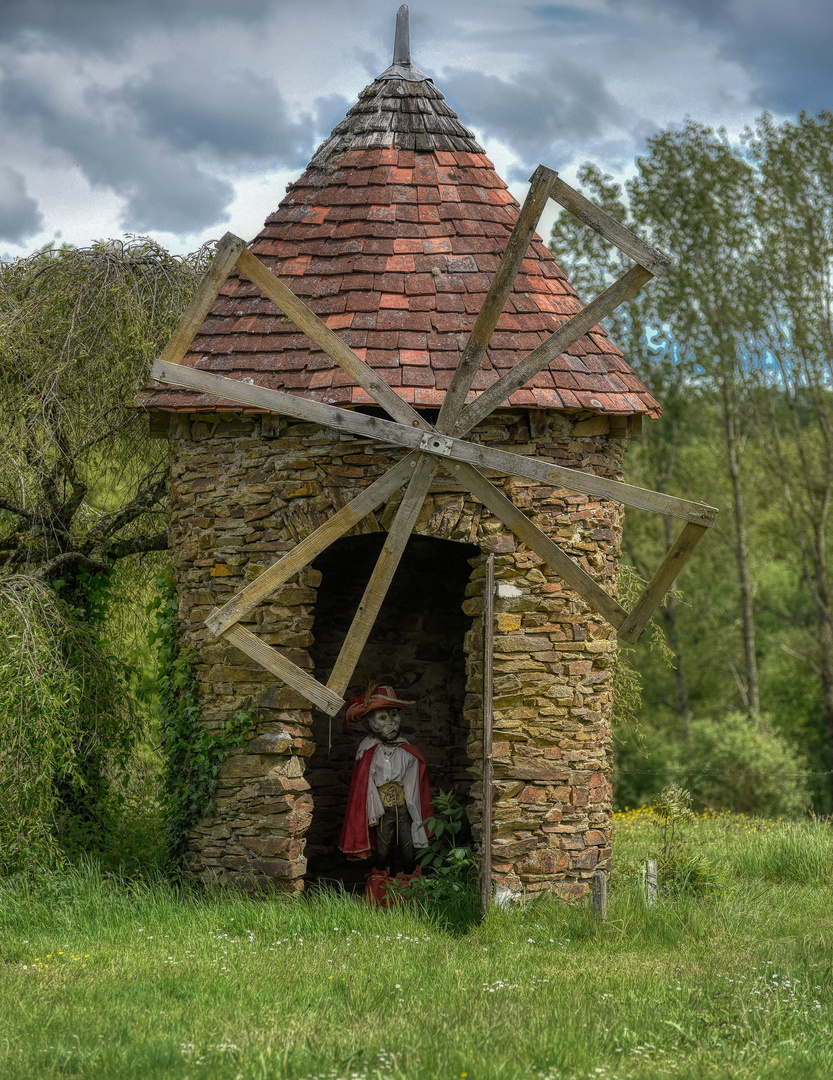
[
  {"xmin": 142, "ymin": 37, "xmax": 660, "ymax": 418},
  {"xmin": 309, "ymin": 78, "xmax": 483, "ymax": 162}
]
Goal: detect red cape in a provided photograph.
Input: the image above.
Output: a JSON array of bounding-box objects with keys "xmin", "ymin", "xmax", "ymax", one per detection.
[{"xmin": 339, "ymin": 743, "xmax": 434, "ymax": 860}]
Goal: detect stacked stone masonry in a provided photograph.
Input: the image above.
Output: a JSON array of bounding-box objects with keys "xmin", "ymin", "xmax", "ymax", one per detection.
[{"xmin": 169, "ymin": 407, "xmax": 626, "ymax": 899}]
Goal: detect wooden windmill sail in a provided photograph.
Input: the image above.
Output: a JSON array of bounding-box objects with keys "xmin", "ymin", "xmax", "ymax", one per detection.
[{"xmin": 148, "ymin": 6, "xmax": 717, "ymax": 719}]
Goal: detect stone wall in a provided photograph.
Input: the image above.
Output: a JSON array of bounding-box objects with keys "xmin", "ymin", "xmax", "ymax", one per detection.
[{"xmin": 166, "ymin": 407, "xmax": 627, "ymax": 896}]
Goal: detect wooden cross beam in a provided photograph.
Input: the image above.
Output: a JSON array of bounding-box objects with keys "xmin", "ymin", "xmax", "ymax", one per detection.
[{"xmin": 150, "ymin": 166, "xmax": 716, "ymax": 715}]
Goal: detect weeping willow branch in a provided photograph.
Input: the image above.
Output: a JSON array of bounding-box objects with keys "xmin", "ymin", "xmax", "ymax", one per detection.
[{"xmin": 0, "ymin": 237, "xmax": 211, "ymax": 583}]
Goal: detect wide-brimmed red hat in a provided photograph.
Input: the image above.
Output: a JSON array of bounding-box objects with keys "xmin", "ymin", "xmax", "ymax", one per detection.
[{"xmin": 342, "ymin": 684, "xmax": 412, "ymax": 733}]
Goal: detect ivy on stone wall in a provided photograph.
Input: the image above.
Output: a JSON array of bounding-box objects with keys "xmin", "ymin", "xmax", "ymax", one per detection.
[{"xmin": 148, "ymin": 569, "xmax": 252, "ymax": 869}]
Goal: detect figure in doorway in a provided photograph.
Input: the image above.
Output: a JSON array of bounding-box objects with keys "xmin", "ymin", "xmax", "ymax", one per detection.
[{"xmin": 339, "ymin": 683, "xmax": 434, "ymax": 905}]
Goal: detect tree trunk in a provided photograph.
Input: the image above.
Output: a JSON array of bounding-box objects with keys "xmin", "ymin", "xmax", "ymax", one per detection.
[
  {"xmin": 808, "ymin": 512, "xmax": 833, "ymax": 805},
  {"xmin": 722, "ymin": 379, "xmax": 761, "ymax": 715},
  {"xmin": 817, "ymin": 609, "xmax": 833, "ymax": 803},
  {"xmin": 660, "ymin": 513, "xmax": 690, "ymax": 734}
]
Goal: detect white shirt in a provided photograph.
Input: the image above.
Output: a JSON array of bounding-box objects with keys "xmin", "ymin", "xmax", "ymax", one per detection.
[{"xmin": 356, "ymin": 736, "xmax": 429, "ymax": 848}]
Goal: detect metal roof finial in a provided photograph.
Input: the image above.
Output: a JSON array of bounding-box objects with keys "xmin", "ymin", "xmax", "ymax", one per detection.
[
  {"xmin": 393, "ymin": 5, "xmax": 411, "ymax": 66},
  {"xmin": 377, "ymin": 3, "xmax": 429, "ymax": 82}
]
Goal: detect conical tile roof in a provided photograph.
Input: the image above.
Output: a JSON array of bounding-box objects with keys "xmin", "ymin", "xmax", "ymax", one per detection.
[{"xmin": 143, "ymin": 17, "xmax": 660, "ymax": 418}]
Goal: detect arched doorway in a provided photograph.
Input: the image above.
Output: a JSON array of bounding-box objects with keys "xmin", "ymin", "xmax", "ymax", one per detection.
[{"xmin": 305, "ymin": 533, "xmax": 478, "ymax": 887}]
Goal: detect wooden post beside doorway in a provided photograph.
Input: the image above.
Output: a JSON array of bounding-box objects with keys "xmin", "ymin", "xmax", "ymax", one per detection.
[{"xmin": 480, "ymin": 553, "xmax": 495, "ymax": 916}]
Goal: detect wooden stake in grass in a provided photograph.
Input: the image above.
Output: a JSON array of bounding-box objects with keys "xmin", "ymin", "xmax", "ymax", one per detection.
[
  {"xmin": 646, "ymin": 858, "xmax": 658, "ymax": 906},
  {"xmin": 592, "ymin": 868, "xmax": 607, "ymax": 921}
]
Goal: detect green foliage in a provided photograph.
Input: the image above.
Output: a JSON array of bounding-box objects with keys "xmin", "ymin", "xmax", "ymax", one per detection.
[
  {"xmin": 417, "ymin": 789, "xmax": 480, "ymax": 881},
  {"xmin": 148, "ymin": 569, "xmax": 252, "ymax": 868},
  {"xmin": 652, "ymin": 782, "xmax": 695, "ymax": 862},
  {"xmin": 616, "ymin": 712, "xmax": 815, "ymax": 819},
  {"xmin": 0, "ymin": 575, "xmax": 139, "ymax": 874},
  {"xmin": 680, "ymin": 711, "xmax": 813, "ymax": 817},
  {"xmin": 552, "ymin": 113, "xmax": 833, "ymax": 811},
  {"xmin": 0, "ymin": 237, "xmax": 210, "ymax": 583},
  {"xmin": 613, "ymin": 717, "xmax": 677, "ymax": 811},
  {"xmin": 612, "ymin": 568, "xmax": 682, "ymax": 810},
  {"xmin": 651, "ymin": 783, "xmax": 724, "ymax": 896},
  {"xmin": 613, "ymin": 565, "xmax": 677, "ymax": 736},
  {"xmin": 0, "ymin": 237, "xmax": 211, "ymax": 871},
  {"xmin": 614, "ymin": 784, "xmax": 727, "ymax": 897},
  {"xmin": 0, "ymin": 578, "xmax": 76, "ymax": 872},
  {"xmin": 412, "ymin": 789, "xmax": 481, "ymax": 929}
]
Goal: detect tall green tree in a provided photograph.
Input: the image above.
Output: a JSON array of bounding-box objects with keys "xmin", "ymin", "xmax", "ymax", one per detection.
[
  {"xmin": 749, "ymin": 110, "xmax": 833, "ymax": 784},
  {"xmin": 627, "ymin": 122, "xmax": 764, "ymax": 717},
  {"xmin": 553, "ymin": 113, "xmax": 833, "ymax": 809},
  {"xmin": 550, "ymin": 136, "xmax": 762, "ymax": 726},
  {"xmin": 0, "ymin": 238, "xmax": 209, "ymax": 594},
  {"xmin": 0, "ymin": 237, "xmax": 208, "ymax": 854}
]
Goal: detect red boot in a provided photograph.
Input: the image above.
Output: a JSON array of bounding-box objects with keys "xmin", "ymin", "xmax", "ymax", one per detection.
[{"xmin": 364, "ymin": 867, "xmax": 394, "ymax": 906}]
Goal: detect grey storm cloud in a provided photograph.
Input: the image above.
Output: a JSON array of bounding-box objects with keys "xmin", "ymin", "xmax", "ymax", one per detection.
[
  {"xmin": 313, "ymin": 93, "xmax": 359, "ymax": 145},
  {"xmin": 628, "ymin": 0, "xmax": 833, "ymax": 115},
  {"xmin": 119, "ymin": 62, "xmax": 317, "ymax": 167},
  {"xmin": 0, "ymin": 0, "xmax": 826, "ymax": 258},
  {"xmin": 440, "ymin": 60, "xmax": 624, "ymax": 170},
  {"xmin": 0, "ymin": 166, "xmax": 43, "ymax": 243},
  {"xmin": 0, "ymin": 71, "xmax": 234, "ymax": 234},
  {"xmin": 0, "ymin": 0, "xmax": 272, "ymax": 53}
]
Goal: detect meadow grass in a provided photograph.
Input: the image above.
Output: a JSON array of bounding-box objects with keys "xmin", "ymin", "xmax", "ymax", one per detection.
[{"xmin": 1, "ymin": 812, "xmax": 831, "ymax": 1080}]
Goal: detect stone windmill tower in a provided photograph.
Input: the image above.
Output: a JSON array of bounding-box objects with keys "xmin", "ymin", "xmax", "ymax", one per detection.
[{"xmin": 143, "ymin": 7, "xmax": 715, "ymax": 899}]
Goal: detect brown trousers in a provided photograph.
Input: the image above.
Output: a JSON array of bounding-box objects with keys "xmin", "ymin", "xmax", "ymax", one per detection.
[{"xmin": 373, "ymin": 803, "xmax": 416, "ymax": 874}]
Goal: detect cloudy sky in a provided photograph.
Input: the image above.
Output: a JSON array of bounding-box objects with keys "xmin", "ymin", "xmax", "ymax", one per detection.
[{"xmin": 1, "ymin": 0, "xmax": 830, "ymax": 261}]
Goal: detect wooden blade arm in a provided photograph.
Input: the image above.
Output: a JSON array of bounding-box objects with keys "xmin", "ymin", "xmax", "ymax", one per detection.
[
  {"xmin": 326, "ymin": 455, "xmax": 439, "ymax": 697},
  {"xmin": 446, "ymin": 460, "xmax": 627, "ymax": 628},
  {"xmin": 152, "ymin": 358, "xmax": 423, "ymax": 446},
  {"xmin": 235, "ymin": 246, "xmax": 431, "ymax": 432},
  {"xmin": 152, "ymin": 360, "xmax": 717, "ymax": 527},
  {"xmin": 435, "ymin": 165, "xmax": 557, "ymax": 434},
  {"xmin": 452, "ymin": 264, "xmax": 652, "ymax": 437},
  {"xmin": 206, "ymin": 454, "xmax": 420, "ymax": 637},
  {"xmin": 548, "ymin": 176, "xmax": 671, "ymax": 277},
  {"xmin": 617, "ymin": 522, "xmax": 708, "ymax": 643},
  {"xmin": 158, "ymin": 232, "xmax": 246, "ymax": 367},
  {"xmin": 224, "ymin": 624, "xmax": 344, "ymax": 716}
]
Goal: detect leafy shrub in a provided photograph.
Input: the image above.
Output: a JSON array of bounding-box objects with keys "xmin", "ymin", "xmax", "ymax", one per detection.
[
  {"xmin": 412, "ymin": 790, "xmax": 480, "ymax": 930},
  {"xmin": 651, "ymin": 783, "xmax": 726, "ymax": 896},
  {"xmin": 680, "ymin": 712, "xmax": 812, "ymax": 817},
  {"xmin": 613, "ymin": 785, "xmax": 725, "ymax": 896}
]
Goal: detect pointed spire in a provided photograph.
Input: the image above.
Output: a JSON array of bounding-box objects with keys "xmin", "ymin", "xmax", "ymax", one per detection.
[
  {"xmin": 378, "ymin": 3, "xmax": 429, "ymax": 82},
  {"xmin": 393, "ymin": 5, "xmax": 411, "ymax": 65}
]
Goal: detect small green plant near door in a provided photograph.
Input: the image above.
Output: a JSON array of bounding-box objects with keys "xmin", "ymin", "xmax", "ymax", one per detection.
[
  {"xmin": 407, "ymin": 789, "xmax": 481, "ymax": 929},
  {"xmin": 418, "ymin": 789, "xmax": 479, "ymax": 879}
]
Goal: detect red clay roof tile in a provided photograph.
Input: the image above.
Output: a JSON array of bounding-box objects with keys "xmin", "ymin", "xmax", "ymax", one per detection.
[{"xmin": 141, "ymin": 70, "xmax": 659, "ymax": 420}]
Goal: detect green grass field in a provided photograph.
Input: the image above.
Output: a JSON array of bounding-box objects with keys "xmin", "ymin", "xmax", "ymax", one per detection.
[{"xmin": 1, "ymin": 811, "xmax": 831, "ymax": 1080}]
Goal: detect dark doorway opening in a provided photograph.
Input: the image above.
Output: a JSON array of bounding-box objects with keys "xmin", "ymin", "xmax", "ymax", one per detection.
[{"xmin": 305, "ymin": 533, "xmax": 477, "ymax": 888}]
